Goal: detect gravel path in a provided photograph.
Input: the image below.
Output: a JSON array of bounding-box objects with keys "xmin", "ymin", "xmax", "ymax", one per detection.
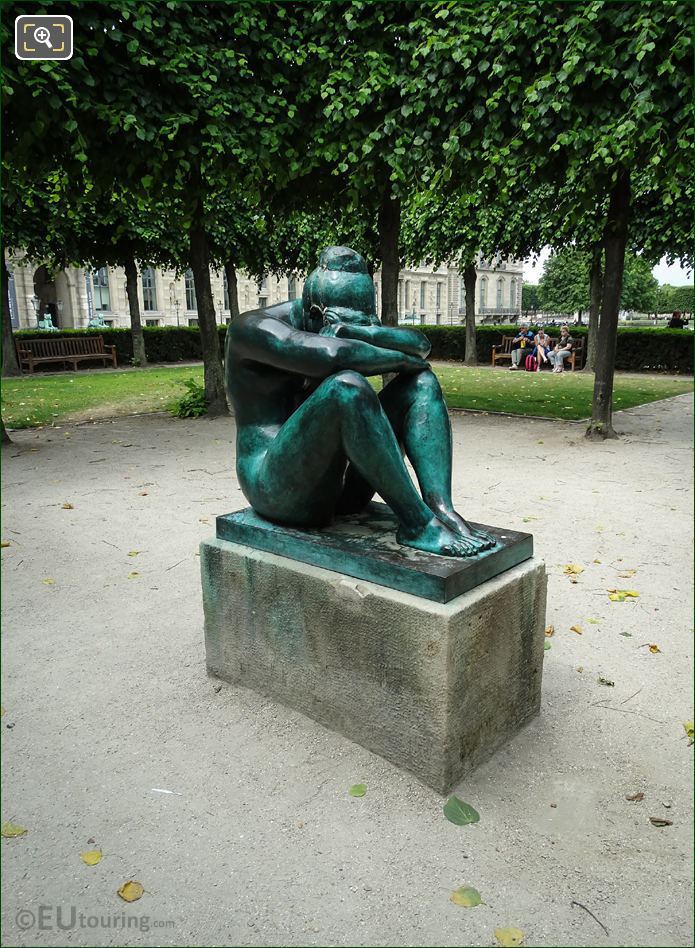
[{"xmin": 2, "ymin": 395, "xmax": 692, "ymax": 948}]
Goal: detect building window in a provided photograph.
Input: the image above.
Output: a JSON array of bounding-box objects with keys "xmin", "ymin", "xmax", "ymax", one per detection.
[
  {"xmin": 145, "ymin": 318, "xmax": 159, "ymax": 327},
  {"xmin": 103, "ymin": 319, "xmax": 114, "ymax": 328},
  {"xmin": 287, "ymin": 276, "xmax": 297, "ymax": 301},
  {"xmin": 188, "ymin": 318, "xmax": 199, "ymax": 328},
  {"xmin": 510, "ymin": 278, "xmax": 517, "ymax": 309},
  {"xmin": 496, "ymin": 278, "xmax": 503, "ymax": 310},
  {"xmin": 479, "ymin": 277, "xmax": 488, "ymax": 310},
  {"xmin": 185, "ymin": 269, "xmax": 197, "ymax": 311},
  {"xmin": 92, "ymin": 267, "xmax": 111, "ymax": 311},
  {"xmin": 436, "ymin": 282, "xmax": 442, "ymax": 313},
  {"xmin": 141, "ymin": 268, "xmax": 157, "ymax": 311},
  {"xmin": 420, "ymin": 282, "xmax": 426, "ymax": 310}
]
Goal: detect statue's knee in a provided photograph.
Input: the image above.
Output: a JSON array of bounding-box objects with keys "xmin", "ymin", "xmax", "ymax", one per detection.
[
  {"xmin": 326, "ymin": 370, "xmax": 377, "ymax": 406},
  {"xmin": 412, "ymin": 368, "xmax": 442, "ymax": 398}
]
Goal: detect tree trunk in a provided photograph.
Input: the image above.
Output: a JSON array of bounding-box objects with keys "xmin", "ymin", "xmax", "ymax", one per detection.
[
  {"xmin": 577, "ymin": 309, "xmax": 583, "ymax": 325},
  {"xmin": 378, "ymin": 188, "xmax": 401, "ymax": 328},
  {"xmin": 2, "ymin": 259, "xmax": 20, "ymax": 377},
  {"xmin": 1, "ymin": 416, "xmax": 10, "ymax": 444},
  {"xmin": 586, "ymin": 169, "xmax": 630, "ymax": 441},
  {"xmin": 123, "ymin": 255, "xmax": 148, "ymax": 367},
  {"xmin": 462, "ymin": 262, "xmax": 477, "ymax": 366},
  {"xmin": 190, "ymin": 212, "xmax": 228, "ymax": 416},
  {"xmin": 584, "ymin": 244, "xmax": 603, "ymax": 373},
  {"xmin": 224, "ymin": 260, "xmax": 240, "ymax": 321}
]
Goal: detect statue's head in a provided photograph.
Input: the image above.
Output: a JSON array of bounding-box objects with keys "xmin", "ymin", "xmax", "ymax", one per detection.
[{"xmin": 302, "ymin": 246, "xmax": 378, "ymax": 333}]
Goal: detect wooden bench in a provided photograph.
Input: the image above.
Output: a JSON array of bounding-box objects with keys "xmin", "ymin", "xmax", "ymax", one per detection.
[
  {"xmin": 18, "ymin": 335, "xmax": 118, "ymax": 373},
  {"xmin": 491, "ymin": 334, "xmax": 585, "ymax": 370}
]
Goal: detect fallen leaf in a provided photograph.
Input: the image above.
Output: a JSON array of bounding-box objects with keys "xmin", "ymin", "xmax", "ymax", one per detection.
[
  {"xmin": 608, "ymin": 589, "xmax": 639, "ymax": 602},
  {"xmin": 564, "ymin": 563, "xmax": 584, "ymax": 575},
  {"xmin": 626, "ymin": 792, "xmax": 644, "ymax": 802},
  {"xmin": 647, "ymin": 644, "xmax": 661, "ymax": 654},
  {"xmin": 42, "ymin": 578, "xmax": 55, "ymax": 585},
  {"xmin": 1, "ymin": 822, "xmax": 27, "ymax": 838},
  {"xmin": 522, "ymin": 516, "xmax": 538, "ymax": 523},
  {"xmin": 649, "ymin": 817, "xmax": 673, "ymax": 827},
  {"xmin": 81, "ymin": 850, "xmax": 102, "ymax": 866},
  {"xmin": 117, "ymin": 880, "xmax": 144, "ymax": 902},
  {"xmin": 127, "ymin": 551, "xmax": 140, "ymax": 557},
  {"xmin": 544, "ymin": 640, "xmax": 552, "ymax": 651},
  {"xmin": 597, "ymin": 676, "xmax": 615, "ymax": 687},
  {"xmin": 127, "ymin": 572, "xmax": 139, "ymax": 579},
  {"xmin": 576, "ymin": 666, "xmax": 583, "ymax": 673},
  {"xmin": 495, "ymin": 927, "xmax": 525, "ymax": 947},
  {"xmin": 587, "ymin": 618, "xmax": 600, "ymax": 625},
  {"xmin": 618, "ymin": 569, "xmax": 636, "ymax": 578},
  {"xmin": 138, "ymin": 491, "xmax": 148, "ymax": 496},
  {"xmin": 1, "ymin": 541, "xmax": 10, "ymax": 548},
  {"xmin": 443, "ymin": 796, "xmax": 480, "ymax": 826},
  {"xmin": 683, "ymin": 721, "xmax": 694, "ymax": 744},
  {"xmin": 450, "ymin": 885, "xmax": 482, "ymax": 908},
  {"xmin": 61, "ymin": 503, "xmax": 74, "ymax": 510},
  {"xmin": 593, "ymin": 559, "xmax": 601, "ymax": 564},
  {"xmin": 544, "ymin": 625, "xmax": 555, "ymax": 637},
  {"xmin": 570, "ymin": 625, "xmax": 582, "ymax": 635},
  {"xmin": 348, "ymin": 784, "xmax": 366, "ymax": 797},
  {"xmin": 619, "ymin": 631, "xmax": 633, "ymax": 637}
]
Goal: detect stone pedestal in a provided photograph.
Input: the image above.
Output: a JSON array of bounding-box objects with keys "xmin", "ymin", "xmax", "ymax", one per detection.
[{"xmin": 201, "ymin": 532, "xmax": 547, "ymax": 793}]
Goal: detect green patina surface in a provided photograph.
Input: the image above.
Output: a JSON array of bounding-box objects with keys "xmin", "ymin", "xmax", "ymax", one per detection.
[{"xmin": 216, "ymin": 503, "xmax": 532, "ymax": 603}]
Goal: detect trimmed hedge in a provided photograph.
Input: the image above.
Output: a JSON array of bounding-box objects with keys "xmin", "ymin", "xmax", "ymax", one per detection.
[
  {"xmin": 422, "ymin": 324, "xmax": 693, "ymax": 374},
  {"xmin": 13, "ymin": 323, "xmax": 693, "ymax": 374}
]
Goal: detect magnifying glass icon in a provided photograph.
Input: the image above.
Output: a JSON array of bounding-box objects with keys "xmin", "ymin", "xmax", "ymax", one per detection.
[{"xmin": 34, "ymin": 26, "xmax": 53, "ymax": 49}]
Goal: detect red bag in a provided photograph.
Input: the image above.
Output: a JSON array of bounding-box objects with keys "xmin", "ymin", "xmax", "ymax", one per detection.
[{"xmin": 525, "ymin": 354, "xmax": 536, "ymax": 372}]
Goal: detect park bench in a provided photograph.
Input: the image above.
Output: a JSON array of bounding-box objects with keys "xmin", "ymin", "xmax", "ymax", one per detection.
[
  {"xmin": 17, "ymin": 335, "xmax": 118, "ymax": 373},
  {"xmin": 490, "ymin": 334, "xmax": 585, "ymax": 370}
]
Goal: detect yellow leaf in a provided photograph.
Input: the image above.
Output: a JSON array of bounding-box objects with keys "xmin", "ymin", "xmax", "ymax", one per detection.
[
  {"xmin": 495, "ymin": 927, "xmax": 525, "ymax": 947},
  {"xmin": 117, "ymin": 880, "xmax": 144, "ymax": 902},
  {"xmin": 42, "ymin": 578, "xmax": 55, "ymax": 585},
  {"xmin": 618, "ymin": 569, "xmax": 636, "ymax": 578},
  {"xmin": 648, "ymin": 644, "xmax": 661, "ymax": 654},
  {"xmin": 1, "ymin": 541, "xmax": 10, "ymax": 548},
  {"xmin": 587, "ymin": 618, "xmax": 600, "ymax": 624},
  {"xmin": 62, "ymin": 502, "xmax": 74, "ymax": 510},
  {"xmin": 1, "ymin": 822, "xmax": 27, "ymax": 838},
  {"xmin": 81, "ymin": 849, "xmax": 102, "ymax": 866},
  {"xmin": 624, "ymin": 590, "xmax": 640, "ymax": 598},
  {"xmin": 127, "ymin": 572, "xmax": 139, "ymax": 579},
  {"xmin": 684, "ymin": 721, "xmax": 694, "ymax": 741},
  {"xmin": 570, "ymin": 625, "xmax": 582, "ymax": 635},
  {"xmin": 593, "ymin": 558, "xmax": 601, "ymax": 564},
  {"xmin": 544, "ymin": 625, "xmax": 555, "ymax": 637},
  {"xmin": 564, "ymin": 563, "xmax": 584, "ymax": 575},
  {"xmin": 127, "ymin": 551, "xmax": 140, "ymax": 557}
]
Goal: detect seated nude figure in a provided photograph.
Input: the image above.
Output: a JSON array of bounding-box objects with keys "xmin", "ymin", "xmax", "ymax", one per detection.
[{"xmin": 225, "ymin": 246, "xmax": 495, "ymax": 558}]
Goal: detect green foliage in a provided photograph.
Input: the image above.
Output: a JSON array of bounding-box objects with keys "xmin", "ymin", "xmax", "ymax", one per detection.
[
  {"xmin": 522, "ymin": 284, "xmax": 541, "ymax": 313},
  {"xmin": 422, "ymin": 325, "xmax": 692, "ymax": 373},
  {"xmin": 657, "ymin": 284, "xmax": 694, "ymax": 314},
  {"xmin": 170, "ymin": 378, "xmax": 207, "ymax": 418},
  {"xmin": 538, "ymin": 249, "xmax": 658, "ymax": 314}
]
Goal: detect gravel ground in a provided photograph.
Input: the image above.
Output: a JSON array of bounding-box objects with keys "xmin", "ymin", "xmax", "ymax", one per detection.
[{"xmin": 1, "ymin": 394, "xmax": 693, "ymax": 948}]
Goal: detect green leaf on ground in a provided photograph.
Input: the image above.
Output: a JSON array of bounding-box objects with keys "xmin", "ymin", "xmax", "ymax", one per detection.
[
  {"xmin": 450, "ymin": 885, "xmax": 482, "ymax": 907},
  {"xmin": 544, "ymin": 640, "xmax": 552, "ymax": 651},
  {"xmin": 1, "ymin": 822, "xmax": 27, "ymax": 838},
  {"xmin": 443, "ymin": 796, "xmax": 480, "ymax": 825},
  {"xmin": 348, "ymin": 784, "xmax": 366, "ymax": 797}
]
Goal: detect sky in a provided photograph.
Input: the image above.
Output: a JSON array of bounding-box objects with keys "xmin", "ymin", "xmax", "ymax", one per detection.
[{"xmin": 523, "ymin": 249, "xmax": 693, "ymax": 286}]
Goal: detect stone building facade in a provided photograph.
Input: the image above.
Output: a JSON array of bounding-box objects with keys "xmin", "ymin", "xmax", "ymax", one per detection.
[{"xmin": 6, "ymin": 253, "xmax": 523, "ymax": 330}]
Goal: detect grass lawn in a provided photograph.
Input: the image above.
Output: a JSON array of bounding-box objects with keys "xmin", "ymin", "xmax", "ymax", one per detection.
[{"xmin": 2, "ymin": 363, "xmax": 693, "ymax": 429}]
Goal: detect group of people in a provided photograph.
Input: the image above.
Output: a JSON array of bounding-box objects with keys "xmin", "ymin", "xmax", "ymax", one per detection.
[{"xmin": 509, "ymin": 324, "xmax": 575, "ymax": 372}]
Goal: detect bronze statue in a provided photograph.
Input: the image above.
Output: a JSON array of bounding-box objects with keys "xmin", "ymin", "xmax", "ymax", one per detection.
[{"xmin": 225, "ymin": 246, "xmax": 495, "ymax": 558}]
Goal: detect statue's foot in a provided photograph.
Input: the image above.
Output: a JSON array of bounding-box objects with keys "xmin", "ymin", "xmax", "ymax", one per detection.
[
  {"xmin": 397, "ymin": 516, "xmax": 479, "ymax": 558},
  {"xmin": 432, "ymin": 507, "xmax": 497, "ymax": 553}
]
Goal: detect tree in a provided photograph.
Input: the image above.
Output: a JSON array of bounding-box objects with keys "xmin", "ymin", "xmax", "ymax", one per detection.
[
  {"xmin": 522, "ymin": 284, "xmax": 541, "ymax": 318},
  {"xmin": 2, "ymin": 259, "xmax": 20, "ymax": 377},
  {"xmin": 538, "ymin": 249, "xmax": 590, "ymax": 316},
  {"xmin": 657, "ymin": 284, "xmax": 694, "ymax": 315}
]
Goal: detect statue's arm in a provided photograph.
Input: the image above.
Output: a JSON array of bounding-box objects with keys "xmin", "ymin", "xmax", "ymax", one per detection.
[
  {"xmin": 328, "ymin": 324, "xmax": 431, "ymax": 358},
  {"xmin": 232, "ymin": 314, "xmax": 427, "ymax": 378}
]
